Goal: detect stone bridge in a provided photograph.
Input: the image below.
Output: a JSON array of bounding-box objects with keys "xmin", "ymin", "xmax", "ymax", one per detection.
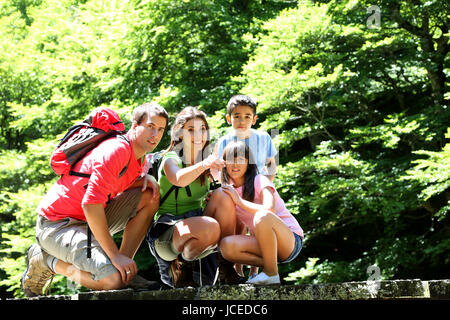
[{"xmin": 15, "ymin": 279, "xmax": 450, "ymax": 300}]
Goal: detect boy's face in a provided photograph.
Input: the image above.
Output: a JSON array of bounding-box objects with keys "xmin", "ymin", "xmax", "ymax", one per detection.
[{"xmin": 226, "ymin": 105, "xmax": 257, "ymax": 133}]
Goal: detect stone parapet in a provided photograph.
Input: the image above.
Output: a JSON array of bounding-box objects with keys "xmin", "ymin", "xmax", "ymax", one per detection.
[{"xmin": 11, "ymin": 279, "xmax": 450, "ymax": 300}]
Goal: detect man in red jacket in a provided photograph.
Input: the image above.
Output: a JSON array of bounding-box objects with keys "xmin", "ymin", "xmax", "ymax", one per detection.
[{"xmin": 22, "ymin": 102, "xmax": 168, "ymax": 297}]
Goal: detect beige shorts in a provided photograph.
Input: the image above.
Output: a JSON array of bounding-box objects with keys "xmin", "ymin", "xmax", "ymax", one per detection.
[{"xmin": 35, "ymin": 188, "xmax": 142, "ymax": 280}]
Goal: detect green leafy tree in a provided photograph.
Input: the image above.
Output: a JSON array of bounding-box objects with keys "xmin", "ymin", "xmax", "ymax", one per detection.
[{"xmin": 239, "ymin": 0, "xmax": 449, "ymax": 283}]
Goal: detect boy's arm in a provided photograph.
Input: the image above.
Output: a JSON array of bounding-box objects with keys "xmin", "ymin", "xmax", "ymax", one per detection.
[{"xmin": 265, "ymin": 157, "xmax": 277, "ymax": 182}]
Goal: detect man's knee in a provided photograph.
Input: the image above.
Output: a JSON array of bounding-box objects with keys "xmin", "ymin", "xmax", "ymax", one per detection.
[
  {"xmin": 138, "ymin": 189, "xmax": 160, "ymax": 213},
  {"xmin": 97, "ymin": 272, "xmax": 123, "ymax": 291}
]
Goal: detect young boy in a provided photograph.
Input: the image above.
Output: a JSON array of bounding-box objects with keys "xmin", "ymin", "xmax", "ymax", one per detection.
[{"xmin": 213, "ymin": 95, "xmax": 277, "ymax": 182}]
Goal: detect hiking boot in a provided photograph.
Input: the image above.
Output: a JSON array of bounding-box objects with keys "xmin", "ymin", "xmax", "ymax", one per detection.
[
  {"xmin": 217, "ymin": 255, "xmax": 246, "ymax": 285},
  {"xmin": 21, "ymin": 244, "xmax": 55, "ymax": 297},
  {"xmin": 169, "ymin": 256, "xmax": 197, "ymax": 288},
  {"xmin": 127, "ymin": 274, "xmax": 160, "ymax": 291}
]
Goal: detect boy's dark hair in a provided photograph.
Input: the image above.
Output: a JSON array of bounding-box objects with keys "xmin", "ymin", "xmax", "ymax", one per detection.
[{"xmin": 226, "ymin": 95, "xmax": 257, "ymax": 115}]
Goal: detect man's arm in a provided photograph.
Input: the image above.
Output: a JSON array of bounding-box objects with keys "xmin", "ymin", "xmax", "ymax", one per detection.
[{"xmin": 82, "ymin": 203, "xmax": 137, "ymax": 283}]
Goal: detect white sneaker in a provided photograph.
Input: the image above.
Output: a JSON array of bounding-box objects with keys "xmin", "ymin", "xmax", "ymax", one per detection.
[{"xmin": 245, "ymin": 272, "xmax": 280, "ymax": 285}]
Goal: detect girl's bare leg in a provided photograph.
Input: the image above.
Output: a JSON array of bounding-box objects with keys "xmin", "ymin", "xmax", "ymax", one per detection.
[{"xmin": 220, "ymin": 210, "xmax": 295, "ymax": 276}]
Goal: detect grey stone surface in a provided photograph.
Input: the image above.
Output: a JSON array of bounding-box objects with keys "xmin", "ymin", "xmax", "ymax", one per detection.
[
  {"xmin": 197, "ymin": 284, "xmax": 258, "ymax": 300},
  {"xmin": 11, "ymin": 279, "xmax": 450, "ymax": 300},
  {"xmin": 134, "ymin": 287, "xmax": 197, "ymax": 300},
  {"xmin": 74, "ymin": 288, "xmax": 134, "ymax": 300},
  {"xmin": 428, "ymin": 279, "xmax": 450, "ymax": 299}
]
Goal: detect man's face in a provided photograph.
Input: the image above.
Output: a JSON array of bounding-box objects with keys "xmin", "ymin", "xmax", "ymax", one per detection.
[
  {"xmin": 226, "ymin": 105, "xmax": 257, "ymax": 133},
  {"xmin": 133, "ymin": 114, "xmax": 166, "ymax": 153}
]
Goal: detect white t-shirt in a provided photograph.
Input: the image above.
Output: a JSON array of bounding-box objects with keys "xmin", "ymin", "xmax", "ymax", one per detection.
[{"xmin": 216, "ymin": 129, "xmax": 277, "ymax": 174}]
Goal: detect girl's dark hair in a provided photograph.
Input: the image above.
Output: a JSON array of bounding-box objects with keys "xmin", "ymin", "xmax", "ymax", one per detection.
[
  {"xmin": 221, "ymin": 141, "xmax": 259, "ymax": 201},
  {"xmin": 166, "ymin": 106, "xmax": 210, "ymax": 185}
]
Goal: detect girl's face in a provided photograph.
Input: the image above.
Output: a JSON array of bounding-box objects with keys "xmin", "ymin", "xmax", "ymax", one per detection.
[
  {"xmin": 181, "ymin": 117, "xmax": 208, "ymax": 157},
  {"xmin": 225, "ymin": 155, "xmax": 248, "ymax": 183}
]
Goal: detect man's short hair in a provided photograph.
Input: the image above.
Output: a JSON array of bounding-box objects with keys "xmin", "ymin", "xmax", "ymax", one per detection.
[
  {"xmin": 226, "ymin": 95, "xmax": 257, "ymax": 115},
  {"xmin": 133, "ymin": 102, "xmax": 169, "ymax": 127}
]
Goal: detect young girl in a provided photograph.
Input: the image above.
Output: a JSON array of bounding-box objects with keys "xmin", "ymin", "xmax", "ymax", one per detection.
[{"xmin": 219, "ymin": 141, "xmax": 304, "ymax": 285}]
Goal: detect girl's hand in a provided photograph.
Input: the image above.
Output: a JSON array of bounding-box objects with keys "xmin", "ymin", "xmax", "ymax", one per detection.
[
  {"xmin": 204, "ymin": 191, "xmax": 213, "ymax": 205},
  {"xmin": 234, "ymin": 263, "xmax": 244, "ymax": 277},
  {"xmin": 249, "ymin": 266, "xmax": 259, "ymax": 279},
  {"xmin": 221, "ymin": 184, "xmax": 241, "ymax": 205}
]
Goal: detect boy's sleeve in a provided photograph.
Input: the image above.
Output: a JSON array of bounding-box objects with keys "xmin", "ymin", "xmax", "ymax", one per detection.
[
  {"xmin": 216, "ymin": 136, "xmax": 227, "ymax": 159},
  {"xmin": 266, "ymin": 133, "xmax": 277, "ymax": 159}
]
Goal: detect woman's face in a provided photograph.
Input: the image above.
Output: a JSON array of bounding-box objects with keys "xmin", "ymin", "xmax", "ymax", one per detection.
[
  {"xmin": 181, "ymin": 117, "xmax": 208, "ymax": 157},
  {"xmin": 225, "ymin": 155, "xmax": 248, "ymax": 182}
]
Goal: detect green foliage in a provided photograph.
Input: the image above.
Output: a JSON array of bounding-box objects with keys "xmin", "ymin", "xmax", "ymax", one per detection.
[{"xmin": 240, "ymin": 0, "xmax": 449, "ymax": 283}]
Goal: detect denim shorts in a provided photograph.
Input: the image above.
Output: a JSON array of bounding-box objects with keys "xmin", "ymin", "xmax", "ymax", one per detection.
[
  {"xmin": 281, "ymin": 232, "xmax": 303, "ymax": 264},
  {"xmin": 146, "ymin": 209, "xmax": 203, "ymax": 287}
]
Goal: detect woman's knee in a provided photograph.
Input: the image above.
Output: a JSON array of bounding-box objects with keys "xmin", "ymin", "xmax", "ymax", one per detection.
[
  {"xmin": 201, "ymin": 216, "xmax": 221, "ymax": 244},
  {"xmin": 210, "ymin": 188, "xmax": 234, "ymax": 206}
]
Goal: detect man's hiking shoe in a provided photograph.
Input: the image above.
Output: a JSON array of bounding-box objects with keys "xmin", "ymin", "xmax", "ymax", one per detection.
[
  {"xmin": 127, "ymin": 274, "xmax": 160, "ymax": 291},
  {"xmin": 21, "ymin": 244, "xmax": 55, "ymax": 297}
]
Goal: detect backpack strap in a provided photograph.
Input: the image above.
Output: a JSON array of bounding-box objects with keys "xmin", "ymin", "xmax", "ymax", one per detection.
[
  {"xmin": 69, "ymin": 134, "xmax": 131, "ymax": 179},
  {"xmin": 117, "ymin": 135, "xmax": 132, "ymax": 178},
  {"xmin": 85, "ymin": 137, "xmax": 130, "ymax": 259},
  {"xmin": 158, "ymin": 161, "xmax": 193, "ymax": 214}
]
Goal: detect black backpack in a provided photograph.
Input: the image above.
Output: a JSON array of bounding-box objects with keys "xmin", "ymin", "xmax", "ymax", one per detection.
[{"xmin": 147, "ymin": 152, "xmax": 192, "ymax": 209}]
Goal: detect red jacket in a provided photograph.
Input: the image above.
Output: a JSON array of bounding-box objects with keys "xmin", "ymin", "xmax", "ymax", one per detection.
[{"xmin": 38, "ymin": 133, "xmax": 145, "ymax": 221}]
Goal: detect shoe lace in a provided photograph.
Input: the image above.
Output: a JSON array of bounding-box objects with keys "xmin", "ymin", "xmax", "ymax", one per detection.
[{"xmin": 42, "ymin": 272, "xmax": 55, "ymax": 296}]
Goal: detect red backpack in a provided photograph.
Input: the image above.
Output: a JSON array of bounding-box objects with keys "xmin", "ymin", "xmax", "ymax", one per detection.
[{"xmin": 50, "ymin": 107, "xmax": 130, "ymax": 178}]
